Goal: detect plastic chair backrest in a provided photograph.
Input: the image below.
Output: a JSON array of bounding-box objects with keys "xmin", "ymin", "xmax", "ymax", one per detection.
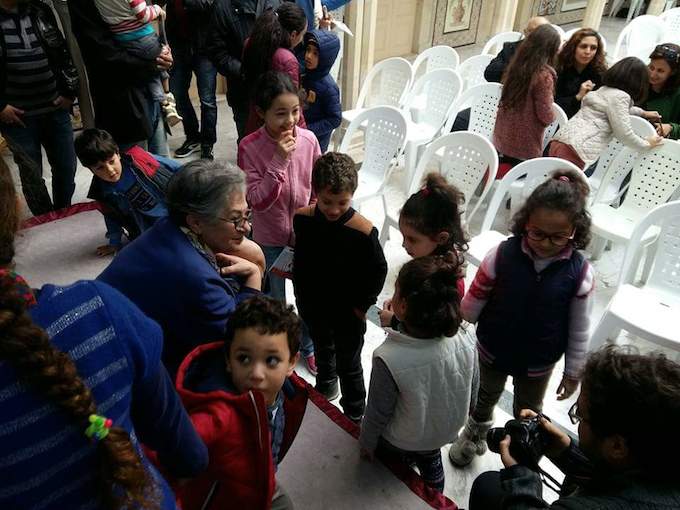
[
  {"xmin": 550, "ymin": 24, "xmax": 566, "ymax": 42},
  {"xmin": 479, "ymin": 158, "xmax": 586, "ymax": 232},
  {"xmin": 619, "ymin": 201, "xmax": 680, "ymax": 297},
  {"xmin": 660, "ymin": 7, "xmax": 680, "ymax": 40},
  {"xmin": 563, "ymin": 28, "xmax": 608, "ymax": 53},
  {"xmin": 407, "ymin": 132, "xmax": 499, "ymax": 222},
  {"xmin": 612, "ymin": 15, "xmax": 666, "ymax": 62},
  {"xmin": 457, "ymin": 54, "xmax": 492, "ymax": 92},
  {"xmin": 481, "ymin": 31, "xmax": 522, "ymax": 56},
  {"xmin": 606, "ymin": 140, "xmax": 680, "ymax": 216},
  {"xmin": 447, "ymin": 82, "xmax": 503, "ymax": 138},
  {"xmin": 590, "ymin": 116, "xmax": 657, "ymax": 200},
  {"xmin": 338, "ymin": 106, "xmax": 408, "ymax": 182},
  {"xmin": 412, "ymin": 45, "xmax": 460, "ymax": 77},
  {"xmin": 405, "ymin": 69, "xmax": 463, "ymax": 133},
  {"xmin": 542, "ymin": 103, "xmax": 569, "ymax": 152},
  {"xmin": 355, "ymin": 57, "xmax": 413, "ymax": 111}
]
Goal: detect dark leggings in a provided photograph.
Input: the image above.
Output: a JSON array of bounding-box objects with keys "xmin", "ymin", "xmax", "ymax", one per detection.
[{"xmin": 379, "ymin": 439, "xmax": 445, "ymax": 492}]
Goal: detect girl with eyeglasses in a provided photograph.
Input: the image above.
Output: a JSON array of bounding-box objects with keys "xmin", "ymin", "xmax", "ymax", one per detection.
[
  {"xmin": 450, "ymin": 170, "xmax": 594, "ymax": 467},
  {"xmin": 644, "ymin": 43, "xmax": 680, "ymax": 139}
]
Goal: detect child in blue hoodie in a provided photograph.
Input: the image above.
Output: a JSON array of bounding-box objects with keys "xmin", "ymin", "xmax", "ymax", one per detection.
[{"xmin": 301, "ymin": 30, "xmax": 342, "ymax": 152}]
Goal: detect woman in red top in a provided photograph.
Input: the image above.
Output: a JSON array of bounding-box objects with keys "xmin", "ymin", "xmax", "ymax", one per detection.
[
  {"xmin": 493, "ymin": 24, "xmax": 562, "ymax": 166},
  {"xmin": 243, "ymin": 2, "xmax": 308, "ymax": 136}
]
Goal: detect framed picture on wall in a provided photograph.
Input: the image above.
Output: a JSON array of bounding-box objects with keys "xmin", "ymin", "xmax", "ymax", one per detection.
[
  {"xmin": 561, "ymin": 0, "xmax": 588, "ymax": 11},
  {"xmin": 444, "ymin": 0, "xmax": 473, "ymax": 33},
  {"xmin": 433, "ymin": 0, "xmax": 482, "ymax": 46},
  {"xmin": 538, "ymin": 0, "xmax": 558, "ymax": 16}
]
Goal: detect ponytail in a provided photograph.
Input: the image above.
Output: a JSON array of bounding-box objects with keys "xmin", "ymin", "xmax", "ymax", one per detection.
[
  {"xmin": 0, "ymin": 276, "xmax": 158, "ymax": 510},
  {"xmin": 0, "ymin": 157, "xmax": 19, "ymax": 268}
]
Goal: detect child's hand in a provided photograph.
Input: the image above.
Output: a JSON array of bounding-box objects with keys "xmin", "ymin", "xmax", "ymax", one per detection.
[
  {"xmin": 576, "ymin": 80, "xmax": 594, "ymax": 101},
  {"xmin": 646, "ymin": 134, "xmax": 664, "ymax": 148},
  {"xmin": 276, "ymin": 130, "xmax": 296, "ymax": 159},
  {"xmin": 556, "ymin": 375, "xmax": 579, "ymax": 401},
  {"xmin": 360, "ymin": 447, "xmax": 374, "ymax": 461},
  {"xmin": 656, "ymin": 123, "xmax": 672, "ymax": 138},
  {"xmin": 378, "ymin": 309, "xmax": 394, "ymax": 327},
  {"xmin": 96, "ymin": 244, "xmax": 119, "ymax": 257}
]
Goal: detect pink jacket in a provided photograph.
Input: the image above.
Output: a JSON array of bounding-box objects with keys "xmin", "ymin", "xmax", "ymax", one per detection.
[
  {"xmin": 238, "ymin": 125, "xmax": 321, "ymax": 247},
  {"xmin": 493, "ymin": 66, "xmax": 556, "ymax": 160}
]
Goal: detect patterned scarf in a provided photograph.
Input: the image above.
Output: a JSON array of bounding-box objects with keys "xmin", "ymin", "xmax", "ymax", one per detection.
[
  {"xmin": 0, "ymin": 268, "xmax": 36, "ymax": 307},
  {"xmin": 180, "ymin": 226, "xmax": 219, "ymax": 271}
]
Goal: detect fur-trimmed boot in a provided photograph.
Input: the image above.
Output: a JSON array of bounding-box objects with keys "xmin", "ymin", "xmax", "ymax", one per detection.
[{"xmin": 448, "ymin": 416, "xmax": 494, "ymax": 466}]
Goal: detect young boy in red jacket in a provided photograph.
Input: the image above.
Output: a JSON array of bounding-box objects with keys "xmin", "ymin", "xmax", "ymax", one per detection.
[{"xmin": 175, "ymin": 295, "xmax": 308, "ymax": 510}]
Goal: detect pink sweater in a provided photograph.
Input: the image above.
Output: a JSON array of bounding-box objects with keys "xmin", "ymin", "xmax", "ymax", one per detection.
[
  {"xmin": 238, "ymin": 126, "xmax": 321, "ymax": 247},
  {"xmin": 493, "ymin": 66, "xmax": 556, "ymax": 160}
]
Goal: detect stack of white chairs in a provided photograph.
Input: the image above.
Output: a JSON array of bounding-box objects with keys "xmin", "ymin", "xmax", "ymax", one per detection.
[
  {"xmin": 465, "ymin": 158, "xmax": 586, "ymax": 266},
  {"xmin": 589, "ymin": 200, "xmax": 680, "ymax": 354},
  {"xmin": 338, "ymin": 106, "xmax": 408, "ymax": 219},
  {"xmin": 457, "ymin": 55, "xmax": 492, "ymax": 92},
  {"xmin": 589, "ymin": 140, "xmax": 680, "ymax": 260},
  {"xmin": 379, "ymin": 131, "xmax": 498, "ymax": 246},
  {"xmin": 611, "ymin": 15, "xmax": 666, "ymax": 63},
  {"xmin": 481, "ymin": 31, "xmax": 522, "ymax": 56}
]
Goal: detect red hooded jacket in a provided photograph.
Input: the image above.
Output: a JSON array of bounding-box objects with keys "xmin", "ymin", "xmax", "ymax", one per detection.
[{"xmin": 174, "ymin": 341, "xmax": 308, "ymax": 510}]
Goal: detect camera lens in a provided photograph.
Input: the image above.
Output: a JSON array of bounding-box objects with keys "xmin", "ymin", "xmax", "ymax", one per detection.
[{"xmin": 486, "ymin": 427, "xmax": 506, "ymax": 454}]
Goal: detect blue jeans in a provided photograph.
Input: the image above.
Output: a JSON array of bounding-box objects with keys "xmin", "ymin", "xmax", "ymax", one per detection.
[
  {"xmin": 262, "ymin": 245, "xmax": 314, "ymax": 357},
  {"xmin": 169, "ymin": 42, "xmax": 218, "ymax": 146},
  {"xmin": 120, "ymin": 91, "xmax": 169, "ymax": 157},
  {"xmin": 1, "ymin": 108, "xmax": 76, "ymax": 216}
]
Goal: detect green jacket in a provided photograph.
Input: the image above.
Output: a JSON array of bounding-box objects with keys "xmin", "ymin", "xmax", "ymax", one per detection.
[{"xmin": 645, "ymin": 86, "xmax": 680, "ymax": 140}]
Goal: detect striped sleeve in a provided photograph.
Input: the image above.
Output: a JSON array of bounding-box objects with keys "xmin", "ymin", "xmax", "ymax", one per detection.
[
  {"xmin": 564, "ymin": 261, "xmax": 595, "ymax": 379},
  {"xmin": 128, "ymin": 0, "xmax": 162, "ymax": 23},
  {"xmin": 460, "ymin": 245, "xmax": 499, "ymax": 324}
]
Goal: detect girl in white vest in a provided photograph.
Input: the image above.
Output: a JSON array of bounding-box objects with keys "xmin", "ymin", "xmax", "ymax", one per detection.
[{"xmin": 359, "ymin": 255, "xmax": 478, "ymax": 493}]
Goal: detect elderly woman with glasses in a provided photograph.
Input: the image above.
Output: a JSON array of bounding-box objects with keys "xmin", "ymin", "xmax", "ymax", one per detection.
[
  {"xmin": 98, "ymin": 159, "xmax": 263, "ymax": 376},
  {"xmin": 643, "ymin": 43, "xmax": 680, "ymax": 139}
]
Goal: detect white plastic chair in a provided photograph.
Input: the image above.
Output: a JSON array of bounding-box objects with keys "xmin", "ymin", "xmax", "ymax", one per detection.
[
  {"xmin": 444, "ymin": 82, "xmax": 503, "ymax": 139},
  {"xmin": 563, "ymin": 28, "xmax": 608, "ymax": 54},
  {"xmin": 587, "ymin": 116, "xmax": 657, "ymax": 205},
  {"xmin": 338, "ymin": 106, "xmax": 408, "ymax": 218},
  {"xmin": 481, "ymin": 31, "xmax": 522, "ymax": 56},
  {"xmin": 379, "ymin": 131, "xmax": 499, "ymax": 246},
  {"xmin": 611, "ymin": 15, "xmax": 666, "ymax": 63},
  {"xmin": 412, "ymin": 45, "xmax": 460, "ymax": 78},
  {"xmin": 340, "ymin": 57, "xmax": 413, "ymax": 126},
  {"xmin": 589, "ymin": 201, "xmax": 680, "ymax": 353},
  {"xmin": 457, "ymin": 54, "xmax": 492, "ymax": 92},
  {"xmin": 589, "ymin": 140, "xmax": 680, "ymax": 260},
  {"xmin": 542, "ymin": 103, "xmax": 569, "ymax": 152},
  {"xmin": 660, "ymin": 7, "xmax": 680, "ymax": 43},
  {"xmin": 550, "ymin": 24, "xmax": 566, "ymax": 42},
  {"xmin": 402, "ymin": 69, "xmax": 463, "ymax": 192},
  {"xmin": 465, "ymin": 158, "xmax": 587, "ymax": 266}
]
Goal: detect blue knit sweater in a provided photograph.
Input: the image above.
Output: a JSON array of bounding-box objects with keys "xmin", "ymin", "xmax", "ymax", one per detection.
[{"xmin": 0, "ymin": 280, "xmax": 208, "ymax": 509}]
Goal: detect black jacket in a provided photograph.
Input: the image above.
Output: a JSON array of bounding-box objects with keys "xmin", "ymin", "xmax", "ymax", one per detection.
[
  {"xmin": 67, "ymin": 0, "xmax": 159, "ymax": 144},
  {"xmin": 484, "ymin": 39, "xmax": 521, "ymax": 83},
  {"xmin": 163, "ymin": 0, "xmax": 215, "ymax": 54},
  {"xmin": 554, "ymin": 65, "xmax": 603, "ymax": 119},
  {"xmin": 206, "ymin": 0, "xmax": 281, "ymax": 103},
  {"xmin": 0, "ymin": 0, "xmax": 79, "ymax": 112}
]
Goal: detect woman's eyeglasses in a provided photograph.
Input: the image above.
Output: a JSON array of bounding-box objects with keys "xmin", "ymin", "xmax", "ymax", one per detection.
[
  {"xmin": 218, "ymin": 210, "xmax": 252, "ymax": 230},
  {"xmin": 525, "ymin": 227, "xmax": 576, "ymax": 247}
]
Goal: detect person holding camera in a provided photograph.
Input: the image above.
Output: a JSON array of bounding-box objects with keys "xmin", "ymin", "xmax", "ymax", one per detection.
[{"xmin": 469, "ymin": 346, "xmax": 680, "ymax": 510}]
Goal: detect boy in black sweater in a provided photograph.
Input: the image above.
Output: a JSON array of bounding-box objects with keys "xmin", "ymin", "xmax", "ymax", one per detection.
[{"xmin": 293, "ymin": 152, "xmax": 387, "ymax": 422}]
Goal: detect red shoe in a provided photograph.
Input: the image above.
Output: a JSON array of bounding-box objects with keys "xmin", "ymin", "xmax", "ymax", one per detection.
[{"xmin": 305, "ymin": 354, "xmax": 318, "ymax": 376}]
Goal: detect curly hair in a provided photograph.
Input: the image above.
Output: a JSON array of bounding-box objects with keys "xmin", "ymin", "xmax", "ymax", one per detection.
[
  {"xmin": 500, "ymin": 24, "xmax": 561, "ymax": 111},
  {"xmin": 312, "ymin": 152, "xmax": 358, "ymax": 194},
  {"xmin": 396, "ymin": 255, "xmax": 462, "ymax": 338},
  {"xmin": 583, "ymin": 345, "xmax": 680, "ymax": 482},
  {"xmin": 400, "ymin": 172, "xmax": 468, "ymax": 265},
  {"xmin": 649, "ymin": 43, "xmax": 680, "ymax": 94},
  {"xmin": 224, "ymin": 295, "xmax": 302, "ymax": 358},
  {"xmin": 0, "ymin": 276, "xmax": 158, "ymax": 509},
  {"xmin": 0, "ymin": 158, "xmax": 18, "ymax": 268},
  {"xmin": 602, "ymin": 57, "xmax": 649, "ymax": 104},
  {"xmin": 557, "ymin": 29, "xmax": 607, "ymax": 77},
  {"xmin": 510, "ymin": 169, "xmax": 591, "ymax": 249},
  {"xmin": 242, "ymin": 3, "xmax": 307, "ymax": 90}
]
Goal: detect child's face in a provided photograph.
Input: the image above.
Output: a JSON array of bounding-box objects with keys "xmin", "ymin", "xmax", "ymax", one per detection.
[
  {"xmin": 90, "ymin": 152, "xmax": 122, "ymax": 183},
  {"xmin": 226, "ymin": 327, "xmax": 298, "ymax": 406},
  {"xmin": 399, "ymin": 218, "xmax": 448, "ymax": 258},
  {"xmin": 525, "ymin": 207, "xmax": 575, "ymax": 258},
  {"xmin": 304, "ymin": 44, "xmax": 320, "ymax": 71},
  {"xmin": 260, "ymin": 92, "xmax": 300, "ymax": 140},
  {"xmin": 316, "ymin": 187, "xmax": 353, "ymax": 222}
]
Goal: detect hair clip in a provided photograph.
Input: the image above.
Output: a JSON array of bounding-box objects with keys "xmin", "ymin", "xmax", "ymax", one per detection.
[
  {"xmin": 558, "ymin": 175, "xmax": 571, "ymax": 183},
  {"xmin": 85, "ymin": 414, "xmax": 113, "ymax": 441}
]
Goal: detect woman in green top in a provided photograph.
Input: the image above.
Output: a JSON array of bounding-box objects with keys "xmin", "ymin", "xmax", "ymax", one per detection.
[{"xmin": 645, "ymin": 43, "xmax": 680, "ymax": 139}]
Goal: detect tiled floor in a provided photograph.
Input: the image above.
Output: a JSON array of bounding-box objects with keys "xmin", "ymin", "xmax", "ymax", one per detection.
[{"xmin": 7, "ymin": 14, "xmax": 679, "ymax": 508}]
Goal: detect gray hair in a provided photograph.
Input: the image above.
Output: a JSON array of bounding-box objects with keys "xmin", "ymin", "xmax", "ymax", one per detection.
[{"xmin": 166, "ymin": 159, "xmax": 246, "ymax": 226}]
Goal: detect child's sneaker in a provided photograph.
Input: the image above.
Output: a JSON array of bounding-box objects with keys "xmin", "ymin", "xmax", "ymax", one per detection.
[
  {"xmin": 162, "ymin": 100, "xmax": 183, "ymax": 127},
  {"xmin": 304, "ymin": 354, "xmax": 318, "ymax": 376}
]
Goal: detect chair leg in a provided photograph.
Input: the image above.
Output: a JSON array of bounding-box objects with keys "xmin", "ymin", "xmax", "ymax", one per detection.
[
  {"xmin": 333, "ymin": 122, "xmax": 347, "ymax": 151},
  {"xmin": 403, "ymin": 142, "xmax": 418, "ymax": 194},
  {"xmin": 379, "ymin": 194, "xmax": 391, "ymax": 247},
  {"xmin": 589, "ymin": 311, "xmax": 622, "ymax": 352},
  {"xmin": 589, "ymin": 235, "xmax": 607, "ymax": 261}
]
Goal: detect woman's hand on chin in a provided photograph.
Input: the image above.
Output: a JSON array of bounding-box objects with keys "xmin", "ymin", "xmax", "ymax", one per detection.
[{"xmin": 215, "ymin": 253, "xmax": 262, "ymax": 290}]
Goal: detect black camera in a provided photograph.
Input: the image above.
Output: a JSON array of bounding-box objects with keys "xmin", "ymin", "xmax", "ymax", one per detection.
[{"xmin": 487, "ymin": 414, "xmax": 549, "ymax": 468}]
